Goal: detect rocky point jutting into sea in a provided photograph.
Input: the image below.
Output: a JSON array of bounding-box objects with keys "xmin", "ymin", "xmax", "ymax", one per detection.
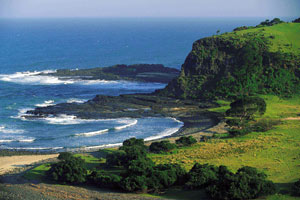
[{"xmin": 25, "ymin": 64, "xmax": 222, "ymax": 139}]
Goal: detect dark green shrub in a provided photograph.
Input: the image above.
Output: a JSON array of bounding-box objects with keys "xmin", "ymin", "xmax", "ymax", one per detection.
[
  {"xmin": 106, "ymin": 150, "xmax": 126, "ymax": 167},
  {"xmin": 293, "ymin": 18, "xmax": 300, "ymax": 23},
  {"xmin": 87, "ymin": 170, "xmax": 121, "ymax": 189},
  {"xmin": 47, "ymin": 156, "xmax": 87, "ymax": 184},
  {"xmin": 57, "ymin": 152, "xmax": 73, "ymax": 160},
  {"xmin": 152, "ymin": 164, "xmax": 187, "ymax": 187},
  {"xmin": 185, "ymin": 163, "xmax": 218, "ymax": 189},
  {"xmin": 120, "ymin": 175, "xmax": 148, "ymax": 192},
  {"xmin": 251, "ymin": 119, "xmax": 281, "ymax": 132},
  {"xmin": 120, "ymin": 138, "xmax": 146, "ymax": 151},
  {"xmin": 228, "ymin": 127, "xmax": 251, "ymax": 137},
  {"xmin": 206, "ymin": 166, "xmax": 276, "ymax": 200},
  {"xmin": 176, "ymin": 136, "xmax": 197, "ymax": 147},
  {"xmin": 149, "ymin": 141, "xmax": 177, "ymax": 153},
  {"xmin": 292, "ymin": 179, "xmax": 300, "ymax": 196}
]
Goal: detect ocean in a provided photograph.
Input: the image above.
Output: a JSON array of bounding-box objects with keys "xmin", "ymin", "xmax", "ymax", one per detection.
[{"xmin": 0, "ymin": 17, "xmax": 278, "ymax": 151}]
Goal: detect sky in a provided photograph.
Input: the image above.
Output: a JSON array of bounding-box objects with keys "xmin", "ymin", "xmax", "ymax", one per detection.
[{"xmin": 0, "ymin": 0, "xmax": 299, "ymax": 18}]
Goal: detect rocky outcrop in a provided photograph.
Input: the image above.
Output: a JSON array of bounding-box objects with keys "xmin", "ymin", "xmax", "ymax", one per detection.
[
  {"xmin": 157, "ymin": 23, "xmax": 300, "ymax": 99},
  {"xmin": 47, "ymin": 64, "xmax": 180, "ymax": 83}
]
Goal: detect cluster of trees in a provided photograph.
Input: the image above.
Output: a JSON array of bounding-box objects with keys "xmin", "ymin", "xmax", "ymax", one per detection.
[
  {"xmin": 95, "ymin": 138, "xmax": 186, "ymax": 192},
  {"xmin": 47, "ymin": 140, "xmax": 277, "ymax": 199},
  {"xmin": 233, "ymin": 18, "xmax": 286, "ymax": 32},
  {"xmin": 186, "ymin": 164, "xmax": 276, "ymax": 199},
  {"xmin": 293, "ymin": 18, "xmax": 300, "ymax": 23},
  {"xmin": 149, "ymin": 136, "xmax": 197, "ymax": 153},
  {"xmin": 258, "ymin": 18, "xmax": 284, "ymax": 27}
]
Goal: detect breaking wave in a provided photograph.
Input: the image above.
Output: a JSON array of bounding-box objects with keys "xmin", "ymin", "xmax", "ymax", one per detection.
[
  {"xmin": 74, "ymin": 118, "xmax": 138, "ymax": 137},
  {"xmin": 0, "ymin": 125, "xmax": 25, "ymax": 134},
  {"xmin": 35, "ymin": 100, "xmax": 55, "ymax": 107},
  {"xmin": 74, "ymin": 128, "xmax": 109, "ymax": 137},
  {"xmin": 0, "ymin": 70, "xmax": 128, "ymax": 85}
]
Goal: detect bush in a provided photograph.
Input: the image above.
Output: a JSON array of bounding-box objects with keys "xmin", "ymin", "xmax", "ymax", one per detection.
[
  {"xmin": 292, "ymin": 17, "xmax": 300, "ymax": 23},
  {"xmin": 228, "ymin": 127, "xmax": 251, "ymax": 137},
  {"xmin": 120, "ymin": 138, "xmax": 146, "ymax": 151},
  {"xmin": 106, "ymin": 150, "xmax": 126, "ymax": 167},
  {"xmin": 292, "ymin": 179, "xmax": 300, "ymax": 196},
  {"xmin": 206, "ymin": 166, "xmax": 276, "ymax": 200},
  {"xmin": 149, "ymin": 141, "xmax": 177, "ymax": 153},
  {"xmin": 120, "ymin": 175, "xmax": 148, "ymax": 192},
  {"xmin": 87, "ymin": 170, "xmax": 121, "ymax": 189},
  {"xmin": 251, "ymin": 119, "xmax": 281, "ymax": 132},
  {"xmin": 152, "ymin": 164, "xmax": 187, "ymax": 187},
  {"xmin": 185, "ymin": 163, "xmax": 218, "ymax": 189},
  {"xmin": 47, "ymin": 155, "xmax": 87, "ymax": 184},
  {"xmin": 57, "ymin": 152, "xmax": 73, "ymax": 160},
  {"xmin": 176, "ymin": 136, "xmax": 197, "ymax": 147}
]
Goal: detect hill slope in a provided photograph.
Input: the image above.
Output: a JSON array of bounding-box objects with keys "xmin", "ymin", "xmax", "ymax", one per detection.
[{"xmin": 158, "ymin": 22, "xmax": 300, "ymax": 99}]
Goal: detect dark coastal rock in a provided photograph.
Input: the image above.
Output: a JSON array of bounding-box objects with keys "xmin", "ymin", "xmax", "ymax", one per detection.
[
  {"xmin": 45, "ymin": 64, "xmax": 180, "ymax": 83},
  {"xmin": 26, "ymin": 94, "xmax": 221, "ymax": 136}
]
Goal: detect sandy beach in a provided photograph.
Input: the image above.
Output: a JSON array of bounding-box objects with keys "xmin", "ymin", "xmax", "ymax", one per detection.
[{"xmin": 0, "ymin": 154, "xmax": 58, "ymax": 175}]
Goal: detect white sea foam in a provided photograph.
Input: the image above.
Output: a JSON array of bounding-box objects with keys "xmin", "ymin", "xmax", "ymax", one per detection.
[
  {"xmin": 144, "ymin": 118, "xmax": 184, "ymax": 141},
  {"xmin": 17, "ymin": 138, "xmax": 35, "ymax": 143},
  {"xmin": 0, "ymin": 137, "xmax": 35, "ymax": 143},
  {"xmin": 0, "ymin": 70, "xmax": 122, "ymax": 85},
  {"xmin": 11, "ymin": 107, "xmax": 34, "ymax": 120},
  {"xmin": 82, "ymin": 143, "xmax": 123, "ymax": 150},
  {"xmin": 0, "ymin": 126, "xmax": 25, "ymax": 134},
  {"xmin": 79, "ymin": 79, "xmax": 119, "ymax": 85},
  {"xmin": 0, "ymin": 140, "xmax": 14, "ymax": 143},
  {"xmin": 4, "ymin": 146, "xmax": 64, "ymax": 150},
  {"xmin": 40, "ymin": 114, "xmax": 117, "ymax": 125},
  {"xmin": 74, "ymin": 118, "xmax": 138, "ymax": 137},
  {"xmin": 66, "ymin": 98, "xmax": 86, "ymax": 104},
  {"xmin": 35, "ymin": 100, "xmax": 55, "ymax": 107},
  {"xmin": 42, "ymin": 114, "xmax": 82, "ymax": 125},
  {"xmin": 75, "ymin": 128, "xmax": 109, "ymax": 137},
  {"xmin": 114, "ymin": 119, "xmax": 138, "ymax": 130}
]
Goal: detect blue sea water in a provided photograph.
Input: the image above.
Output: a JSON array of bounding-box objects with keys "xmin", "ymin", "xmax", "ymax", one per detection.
[{"xmin": 0, "ymin": 17, "xmax": 280, "ymax": 151}]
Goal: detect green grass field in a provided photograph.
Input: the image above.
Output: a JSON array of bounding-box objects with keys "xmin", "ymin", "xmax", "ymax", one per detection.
[
  {"xmin": 151, "ymin": 95, "xmax": 300, "ymax": 199},
  {"xmin": 218, "ymin": 23, "xmax": 300, "ymax": 55}
]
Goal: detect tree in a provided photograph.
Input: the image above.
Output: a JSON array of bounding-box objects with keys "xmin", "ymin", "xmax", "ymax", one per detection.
[
  {"xmin": 106, "ymin": 150, "xmax": 126, "ymax": 167},
  {"xmin": 149, "ymin": 141, "xmax": 176, "ymax": 153},
  {"xmin": 57, "ymin": 152, "xmax": 73, "ymax": 160},
  {"xmin": 175, "ymin": 136, "xmax": 197, "ymax": 147},
  {"xmin": 226, "ymin": 96, "xmax": 266, "ymax": 136},
  {"xmin": 47, "ymin": 155, "xmax": 87, "ymax": 184},
  {"xmin": 293, "ymin": 17, "xmax": 300, "ymax": 23},
  {"xmin": 206, "ymin": 166, "xmax": 276, "ymax": 200},
  {"xmin": 185, "ymin": 163, "xmax": 218, "ymax": 189},
  {"xmin": 87, "ymin": 170, "xmax": 121, "ymax": 189}
]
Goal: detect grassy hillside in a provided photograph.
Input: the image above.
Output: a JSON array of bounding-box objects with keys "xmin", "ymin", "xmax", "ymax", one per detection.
[
  {"xmin": 219, "ymin": 23, "xmax": 300, "ymax": 55},
  {"xmin": 159, "ymin": 22, "xmax": 300, "ymax": 99},
  {"xmin": 150, "ymin": 95, "xmax": 300, "ymax": 199}
]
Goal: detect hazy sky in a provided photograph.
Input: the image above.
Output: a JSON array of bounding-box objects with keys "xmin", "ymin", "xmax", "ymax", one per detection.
[{"xmin": 0, "ymin": 0, "xmax": 299, "ymax": 18}]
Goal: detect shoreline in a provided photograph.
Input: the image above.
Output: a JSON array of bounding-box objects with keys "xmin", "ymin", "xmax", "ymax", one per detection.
[{"xmin": 0, "ymin": 113, "xmax": 222, "ymax": 154}]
